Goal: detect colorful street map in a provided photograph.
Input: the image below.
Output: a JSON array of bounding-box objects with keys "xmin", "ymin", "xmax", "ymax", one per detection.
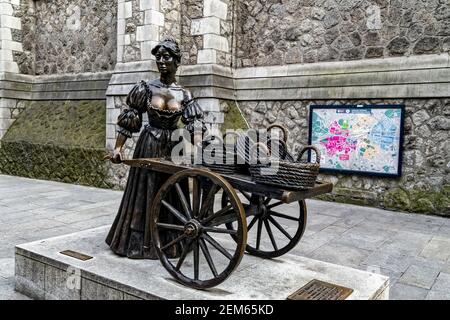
[{"xmin": 310, "ymin": 106, "xmax": 403, "ymax": 175}]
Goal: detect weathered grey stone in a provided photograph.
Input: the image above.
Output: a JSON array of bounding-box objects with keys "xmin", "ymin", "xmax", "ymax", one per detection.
[
  {"xmin": 349, "ymin": 32, "xmax": 362, "ymax": 46},
  {"xmin": 235, "ymin": 0, "xmax": 449, "ymax": 66},
  {"xmin": 399, "ymin": 264, "xmax": 441, "ymax": 289},
  {"xmin": 365, "ymin": 47, "xmax": 384, "ymax": 58},
  {"xmin": 426, "ymin": 273, "xmax": 450, "ymax": 300},
  {"xmin": 324, "ymin": 26, "xmax": 340, "ymax": 45},
  {"xmin": 412, "ymin": 109, "xmax": 431, "ymax": 126},
  {"xmin": 341, "ymin": 47, "xmax": 364, "ymax": 60},
  {"xmin": 15, "ymin": 255, "xmax": 45, "ymax": 300},
  {"xmin": 414, "ymin": 37, "xmax": 441, "ymax": 54},
  {"xmin": 387, "ymin": 37, "xmax": 410, "ymax": 55},
  {"xmin": 332, "ymin": 36, "xmax": 354, "ymax": 50},
  {"xmin": 45, "ymin": 265, "xmax": 81, "ymax": 300},
  {"xmin": 390, "ymin": 282, "xmax": 429, "ymax": 300},
  {"xmin": 81, "ymin": 278, "xmax": 124, "ymax": 300},
  {"xmin": 14, "ymin": 226, "xmax": 389, "ymax": 300},
  {"xmin": 420, "ymin": 237, "xmax": 450, "ymax": 261},
  {"xmin": 428, "ymin": 116, "xmax": 450, "ymax": 130},
  {"xmin": 310, "ymin": 242, "xmax": 372, "ymax": 268},
  {"xmin": 364, "ymin": 32, "xmax": 381, "ymax": 46}
]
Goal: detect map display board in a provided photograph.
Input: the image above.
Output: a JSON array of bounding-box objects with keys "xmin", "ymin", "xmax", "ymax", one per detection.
[{"xmin": 308, "ymin": 105, "xmax": 405, "ymax": 177}]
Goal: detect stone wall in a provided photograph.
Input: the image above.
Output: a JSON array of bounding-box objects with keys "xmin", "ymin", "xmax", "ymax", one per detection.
[
  {"xmin": 31, "ymin": 0, "xmax": 117, "ymax": 74},
  {"xmin": 240, "ymin": 98, "xmax": 450, "ymax": 215},
  {"xmin": 180, "ymin": 0, "xmax": 233, "ymax": 65},
  {"xmin": 0, "ymin": 100, "xmax": 113, "ymax": 188},
  {"xmin": 235, "ymin": 0, "xmax": 450, "ymax": 67},
  {"xmin": 11, "ymin": 0, "xmax": 35, "ymax": 74},
  {"xmin": 180, "ymin": 0, "xmax": 204, "ymax": 65},
  {"xmin": 0, "ymin": 98, "xmax": 26, "ymax": 140}
]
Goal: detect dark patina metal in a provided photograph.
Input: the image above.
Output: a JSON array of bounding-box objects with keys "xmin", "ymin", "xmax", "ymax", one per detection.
[{"xmin": 105, "ymin": 39, "xmax": 334, "ymax": 290}]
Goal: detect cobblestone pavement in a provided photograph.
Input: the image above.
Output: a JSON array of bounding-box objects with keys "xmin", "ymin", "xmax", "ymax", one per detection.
[{"xmin": 1, "ymin": 174, "xmax": 449, "ymax": 300}]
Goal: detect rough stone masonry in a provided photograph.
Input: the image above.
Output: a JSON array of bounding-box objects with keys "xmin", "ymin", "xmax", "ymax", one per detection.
[{"xmin": 0, "ymin": 0, "xmax": 448, "ymax": 216}]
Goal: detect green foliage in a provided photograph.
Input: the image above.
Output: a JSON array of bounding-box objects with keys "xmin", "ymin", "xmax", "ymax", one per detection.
[{"xmin": 220, "ymin": 101, "xmax": 249, "ymax": 133}]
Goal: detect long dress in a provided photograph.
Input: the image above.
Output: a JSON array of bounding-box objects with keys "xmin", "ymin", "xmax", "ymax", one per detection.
[{"xmin": 105, "ymin": 79, "xmax": 205, "ymax": 259}]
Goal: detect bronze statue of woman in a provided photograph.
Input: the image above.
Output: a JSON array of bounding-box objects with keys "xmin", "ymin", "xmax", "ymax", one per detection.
[{"xmin": 106, "ymin": 38, "xmax": 206, "ymax": 259}]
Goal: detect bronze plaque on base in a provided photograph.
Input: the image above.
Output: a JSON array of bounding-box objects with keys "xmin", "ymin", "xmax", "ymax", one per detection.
[
  {"xmin": 287, "ymin": 279, "xmax": 353, "ymax": 300},
  {"xmin": 60, "ymin": 250, "xmax": 93, "ymax": 261}
]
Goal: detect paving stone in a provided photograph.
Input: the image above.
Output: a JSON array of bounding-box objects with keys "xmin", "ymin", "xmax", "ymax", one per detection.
[
  {"xmin": 362, "ymin": 250, "xmax": 415, "ymax": 274},
  {"xmin": 435, "ymin": 225, "xmax": 450, "ymax": 239},
  {"xmin": 14, "ymin": 218, "xmax": 69, "ymax": 231},
  {"xmin": 335, "ymin": 225, "xmax": 395, "ymax": 251},
  {"xmin": 53, "ymin": 211, "xmax": 114, "ymax": 224},
  {"xmin": 310, "ymin": 242, "xmax": 372, "ymax": 268},
  {"xmin": 0, "ymin": 258, "xmax": 15, "ymax": 278},
  {"xmin": 292, "ymin": 225, "xmax": 348, "ymax": 255},
  {"xmin": 426, "ymin": 273, "xmax": 450, "ymax": 300},
  {"xmin": 333, "ymin": 214, "xmax": 367, "ymax": 229},
  {"xmin": 2, "ymin": 175, "xmax": 450, "ymax": 300},
  {"xmin": 377, "ymin": 231, "xmax": 432, "ymax": 256},
  {"xmin": 305, "ymin": 213, "xmax": 340, "ymax": 232},
  {"xmin": 399, "ymin": 264, "xmax": 440, "ymax": 289},
  {"xmin": 358, "ymin": 264, "xmax": 403, "ymax": 281},
  {"xmin": 419, "ymin": 237, "xmax": 450, "ymax": 261},
  {"xmin": 19, "ymin": 226, "xmax": 80, "ymax": 242},
  {"xmin": 0, "ymin": 277, "xmax": 31, "ymax": 300},
  {"xmin": 390, "ymin": 282, "xmax": 429, "ymax": 300},
  {"xmin": 67, "ymin": 215, "xmax": 115, "ymax": 231}
]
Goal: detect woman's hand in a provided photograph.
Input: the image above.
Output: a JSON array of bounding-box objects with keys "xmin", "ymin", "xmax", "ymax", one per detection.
[{"xmin": 111, "ymin": 148, "xmax": 123, "ymax": 164}]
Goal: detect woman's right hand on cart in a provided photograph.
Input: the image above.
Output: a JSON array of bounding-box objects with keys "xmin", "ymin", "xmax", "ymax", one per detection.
[{"xmin": 111, "ymin": 148, "xmax": 123, "ymax": 164}]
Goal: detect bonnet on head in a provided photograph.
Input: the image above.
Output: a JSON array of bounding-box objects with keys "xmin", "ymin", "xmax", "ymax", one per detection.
[{"xmin": 151, "ymin": 37, "xmax": 182, "ymax": 64}]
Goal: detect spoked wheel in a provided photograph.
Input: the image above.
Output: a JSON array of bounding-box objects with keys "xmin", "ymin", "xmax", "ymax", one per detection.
[
  {"xmin": 223, "ymin": 189, "xmax": 307, "ymax": 258},
  {"xmin": 150, "ymin": 169, "xmax": 247, "ymax": 289}
]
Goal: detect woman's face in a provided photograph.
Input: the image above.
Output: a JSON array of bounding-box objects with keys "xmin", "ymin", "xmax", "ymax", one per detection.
[{"xmin": 155, "ymin": 46, "xmax": 178, "ymax": 76}]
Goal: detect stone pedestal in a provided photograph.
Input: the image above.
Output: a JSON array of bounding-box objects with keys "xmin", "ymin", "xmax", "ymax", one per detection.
[{"xmin": 15, "ymin": 226, "xmax": 389, "ymax": 300}]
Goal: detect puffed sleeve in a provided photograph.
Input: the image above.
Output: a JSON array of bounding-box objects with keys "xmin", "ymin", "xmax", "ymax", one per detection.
[
  {"xmin": 181, "ymin": 90, "xmax": 207, "ymax": 134},
  {"xmin": 116, "ymin": 81, "xmax": 151, "ymax": 138}
]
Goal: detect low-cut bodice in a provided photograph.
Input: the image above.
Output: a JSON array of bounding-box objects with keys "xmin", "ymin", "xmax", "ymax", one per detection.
[{"xmin": 116, "ymin": 79, "xmax": 206, "ymax": 139}]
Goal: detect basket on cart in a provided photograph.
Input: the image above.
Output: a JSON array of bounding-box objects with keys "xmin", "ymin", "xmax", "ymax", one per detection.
[
  {"xmin": 249, "ymin": 142, "xmax": 321, "ymax": 190},
  {"xmin": 201, "ymin": 132, "xmax": 239, "ymax": 175},
  {"xmin": 236, "ymin": 124, "xmax": 293, "ymax": 173}
]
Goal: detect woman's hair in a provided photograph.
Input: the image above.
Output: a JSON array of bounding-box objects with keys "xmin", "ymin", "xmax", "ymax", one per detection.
[{"xmin": 151, "ymin": 37, "xmax": 182, "ymax": 65}]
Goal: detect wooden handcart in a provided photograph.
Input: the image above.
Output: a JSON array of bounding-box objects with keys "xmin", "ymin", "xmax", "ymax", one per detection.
[{"xmin": 123, "ymin": 158, "xmax": 333, "ymax": 289}]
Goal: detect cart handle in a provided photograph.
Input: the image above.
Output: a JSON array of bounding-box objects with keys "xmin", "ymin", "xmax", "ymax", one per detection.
[
  {"xmin": 267, "ymin": 124, "xmax": 288, "ymax": 143},
  {"xmin": 297, "ymin": 146, "xmax": 321, "ymax": 164}
]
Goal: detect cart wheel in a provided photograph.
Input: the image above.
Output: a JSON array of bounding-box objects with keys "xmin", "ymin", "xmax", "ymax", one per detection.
[
  {"xmin": 222, "ymin": 190, "xmax": 307, "ymax": 258},
  {"xmin": 150, "ymin": 169, "xmax": 247, "ymax": 289}
]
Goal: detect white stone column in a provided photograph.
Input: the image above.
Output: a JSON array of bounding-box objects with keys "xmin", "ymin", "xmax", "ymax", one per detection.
[
  {"xmin": 116, "ymin": 0, "xmax": 165, "ymax": 63},
  {"xmin": 188, "ymin": 0, "xmax": 230, "ymax": 132},
  {"xmin": 0, "ymin": 0, "xmax": 22, "ymax": 73},
  {"xmin": 191, "ymin": 0, "xmax": 229, "ymax": 64}
]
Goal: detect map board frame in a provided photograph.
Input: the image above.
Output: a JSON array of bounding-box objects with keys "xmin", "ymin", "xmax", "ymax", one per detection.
[{"xmin": 308, "ymin": 104, "xmax": 405, "ymax": 177}]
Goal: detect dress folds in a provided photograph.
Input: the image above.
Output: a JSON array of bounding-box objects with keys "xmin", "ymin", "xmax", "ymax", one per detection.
[{"xmin": 105, "ymin": 80, "xmax": 205, "ymax": 259}]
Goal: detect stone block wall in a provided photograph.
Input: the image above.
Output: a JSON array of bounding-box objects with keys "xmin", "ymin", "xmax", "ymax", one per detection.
[
  {"xmin": 33, "ymin": 0, "xmax": 117, "ymax": 74},
  {"xmin": 235, "ymin": 0, "xmax": 450, "ymax": 67},
  {"xmin": 181, "ymin": 0, "xmax": 233, "ymax": 65},
  {"xmin": 240, "ymin": 98, "xmax": 450, "ymax": 215},
  {"xmin": 1, "ymin": 0, "xmax": 448, "ymax": 217},
  {"xmin": 117, "ymin": 0, "xmax": 181, "ymax": 63},
  {"xmin": 0, "ymin": 0, "xmax": 23, "ymax": 73}
]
